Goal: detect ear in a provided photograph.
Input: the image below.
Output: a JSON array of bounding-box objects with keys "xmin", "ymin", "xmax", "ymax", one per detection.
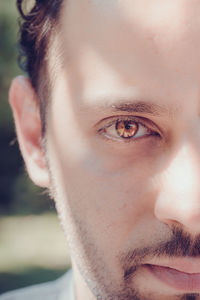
[{"xmin": 9, "ymin": 76, "xmax": 50, "ymax": 188}]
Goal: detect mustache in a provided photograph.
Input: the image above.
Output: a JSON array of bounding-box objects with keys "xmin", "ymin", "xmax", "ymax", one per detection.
[{"xmin": 120, "ymin": 226, "xmax": 200, "ymax": 281}]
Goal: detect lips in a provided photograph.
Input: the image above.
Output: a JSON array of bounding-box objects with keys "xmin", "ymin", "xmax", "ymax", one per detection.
[
  {"xmin": 146, "ymin": 263, "xmax": 200, "ymax": 292},
  {"xmin": 147, "ymin": 257, "xmax": 200, "ymax": 274}
]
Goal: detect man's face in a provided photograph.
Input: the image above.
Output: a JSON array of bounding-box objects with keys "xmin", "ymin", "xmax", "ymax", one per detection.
[{"xmin": 14, "ymin": 0, "xmax": 200, "ymax": 299}]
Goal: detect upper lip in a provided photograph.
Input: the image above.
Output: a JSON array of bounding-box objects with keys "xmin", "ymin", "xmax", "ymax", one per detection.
[{"xmin": 146, "ymin": 257, "xmax": 200, "ymax": 274}]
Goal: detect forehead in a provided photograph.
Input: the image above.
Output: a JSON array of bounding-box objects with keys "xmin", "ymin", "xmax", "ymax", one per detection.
[{"xmin": 55, "ymin": 0, "xmax": 200, "ymax": 111}]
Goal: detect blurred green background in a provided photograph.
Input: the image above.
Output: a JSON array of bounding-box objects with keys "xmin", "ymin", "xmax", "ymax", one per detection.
[{"xmin": 0, "ymin": 0, "xmax": 70, "ymax": 294}]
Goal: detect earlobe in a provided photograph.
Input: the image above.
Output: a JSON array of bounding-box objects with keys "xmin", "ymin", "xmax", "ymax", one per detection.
[{"xmin": 9, "ymin": 76, "xmax": 50, "ymax": 188}]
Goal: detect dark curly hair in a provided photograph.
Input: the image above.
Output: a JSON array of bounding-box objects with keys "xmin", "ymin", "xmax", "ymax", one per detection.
[{"xmin": 17, "ymin": 0, "xmax": 64, "ymax": 132}]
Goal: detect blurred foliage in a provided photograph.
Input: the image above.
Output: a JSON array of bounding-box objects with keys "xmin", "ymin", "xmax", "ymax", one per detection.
[
  {"xmin": 0, "ymin": 0, "xmax": 55, "ymax": 215},
  {"xmin": 0, "ymin": 214, "xmax": 71, "ymax": 294},
  {"xmin": 0, "ymin": 267, "xmax": 67, "ymax": 294}
]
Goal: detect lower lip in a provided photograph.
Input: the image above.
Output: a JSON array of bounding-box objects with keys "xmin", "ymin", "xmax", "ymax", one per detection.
[{"xmin": 146, "ymin": 264, "xmax": 200, "ymax": 292}]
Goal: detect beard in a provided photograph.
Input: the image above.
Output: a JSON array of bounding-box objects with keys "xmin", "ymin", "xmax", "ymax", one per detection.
[{"xmin": 71, "ymin": 223, "xmax": 200, "ymax": 300}]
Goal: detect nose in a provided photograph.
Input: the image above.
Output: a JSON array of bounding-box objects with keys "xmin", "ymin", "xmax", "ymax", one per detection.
[{"xmin": 154, "ymin": 143, "xmax": 200, "ymax": 235}]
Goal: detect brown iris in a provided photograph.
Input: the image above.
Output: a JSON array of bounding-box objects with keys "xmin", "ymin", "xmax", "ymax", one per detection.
[{"xmin": 116, "ymin": 120, "xmax": 138, "ymax": 138}]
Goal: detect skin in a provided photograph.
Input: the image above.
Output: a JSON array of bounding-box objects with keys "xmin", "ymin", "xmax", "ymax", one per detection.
[{"xmin": 9, "ymin": 0, "xmax": 200, "ymax": 299}]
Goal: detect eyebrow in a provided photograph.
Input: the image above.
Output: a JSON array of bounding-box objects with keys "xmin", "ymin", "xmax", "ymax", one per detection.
[
  {"xmin": 83, "ymin": 95, "xmax": 174, "ymax": 118},
  {"xmin": 111, "ymin": 101, "xmax": 168, "ymax": 116}
]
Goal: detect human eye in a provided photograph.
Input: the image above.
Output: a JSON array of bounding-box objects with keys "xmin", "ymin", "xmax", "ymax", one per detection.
[{"xmin": 97, "ymin": 116, "xmax": 160, "ymax": 142}]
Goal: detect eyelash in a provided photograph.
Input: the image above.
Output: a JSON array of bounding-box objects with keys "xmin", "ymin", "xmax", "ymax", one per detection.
[{"xmin": 97, "ymin": 116, "xmax": 160, "ymax": 143}]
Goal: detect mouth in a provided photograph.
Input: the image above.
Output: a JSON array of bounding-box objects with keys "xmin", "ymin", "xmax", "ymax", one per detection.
[{"xmin": 145, "ymin": 260, "xmax": 200, "ymax": 292}]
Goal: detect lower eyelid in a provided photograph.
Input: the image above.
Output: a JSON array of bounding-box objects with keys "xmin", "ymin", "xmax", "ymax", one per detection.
[{"xmin": 99, "ymin": 132, "xmax": 158, "ymax": 145}]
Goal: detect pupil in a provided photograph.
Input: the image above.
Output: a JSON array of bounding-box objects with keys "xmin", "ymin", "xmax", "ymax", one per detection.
[{"xmin": 125, "ymin": 123, "xmax": 131, "ymax": 130}]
